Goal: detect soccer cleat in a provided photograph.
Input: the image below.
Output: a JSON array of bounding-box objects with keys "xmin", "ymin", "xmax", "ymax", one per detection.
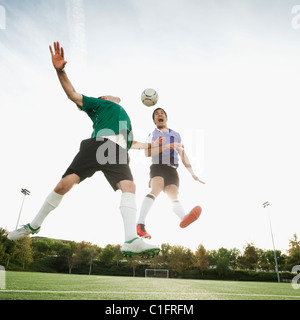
[
  {"xmin": 121, "ymin": 237, "xmax": 160, "ymax": 258},
  {"xmin": 136, "ymin": 224, "xmax": 152, "ymax": 239},
  {"xmin": 180, "ymin": 206, "xmax": 202, "ymax": 228},
  {"xmin": 7, "ymin": 223, "xmax": 41, "ymax": 241}
]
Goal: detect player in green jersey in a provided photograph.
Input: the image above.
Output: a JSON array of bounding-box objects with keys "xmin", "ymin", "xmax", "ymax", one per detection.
[{"xmin": 8, "ymin": 42, "xmax": 180, "ymax": 258}]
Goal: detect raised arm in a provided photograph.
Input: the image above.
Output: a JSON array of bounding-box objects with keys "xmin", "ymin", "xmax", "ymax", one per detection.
[{"xmin": 49, "ymin": 42, "xmax": 83, "ymax": 107}]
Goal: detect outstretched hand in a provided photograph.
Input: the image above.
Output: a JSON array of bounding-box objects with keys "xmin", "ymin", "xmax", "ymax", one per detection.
[
  {"xmin": 49, "ymin": 41, "xmax": 67, "ymax": 71},
  {"xmin": 192, "ymin": 174, "xmax": 205, "ymax": 184}
]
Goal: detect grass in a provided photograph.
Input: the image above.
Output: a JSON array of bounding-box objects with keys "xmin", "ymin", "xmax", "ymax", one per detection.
[{"xmin": 0, "ymin": 271, "xmax": 299, "ymax": 300}]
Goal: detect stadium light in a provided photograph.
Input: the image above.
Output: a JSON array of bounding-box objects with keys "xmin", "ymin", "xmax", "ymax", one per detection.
[
  {"xmin": 263, "ymin": 201, "xmax": 280, "ymax": 283},
  {"xmin": 15, "ymin": 188, "xmax": 31, "ymax": 229}
]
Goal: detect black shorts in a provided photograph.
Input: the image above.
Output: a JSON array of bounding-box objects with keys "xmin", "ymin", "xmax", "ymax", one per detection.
[
  {"xmin": 149, "ymin": 164, "xmax": 179, "ymax": 188},
  {"xmin": 62, "ymin": 138, "xmax": 133, "ymax": 191}
]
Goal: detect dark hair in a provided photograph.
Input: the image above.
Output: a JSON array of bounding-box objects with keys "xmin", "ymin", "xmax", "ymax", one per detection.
[{"xmin": 152, "ymin": 108, "xmax": 168, "ymax": 120}]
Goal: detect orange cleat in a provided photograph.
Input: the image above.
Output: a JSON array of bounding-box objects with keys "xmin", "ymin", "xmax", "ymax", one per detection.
[
  {"xmin": 137, "ymin": 224, "xmax": 152, "ymax": 239},
  {"xmin": 180, "ymin": 206, "xmax": 202, "ymax": 228}
]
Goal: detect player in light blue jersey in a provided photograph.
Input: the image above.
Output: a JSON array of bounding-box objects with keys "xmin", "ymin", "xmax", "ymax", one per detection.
[{"xmin": 137, "ymin": 108, "xmax": 205, "ymax": 239}]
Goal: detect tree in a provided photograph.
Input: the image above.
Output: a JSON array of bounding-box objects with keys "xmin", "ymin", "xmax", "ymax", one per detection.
[
  {"xmin": 0, "ymin": 228, "xmax": 14, "ymax": 266},
  {"xmin": 113, "ymin": 244, "xmax": 123, "ymax": 266},
  {"xmin": 59, "ymin": 241, "xmax": 77, "ymax": 274},
  {"xmin": 0, "ymin": 228, "xmax": 7, "ymax": 264},
  {"xmin": 210, "ymin": 247, "xmax": 231, "ymax": 278},
  {"xmin": 126, "ymin": 256, "xmax": 141, "ymax": 277},
  {"xmin": 194, "ymin": 244, "xmax": 209, "ymax": 275},
  {"xmin": 228, "ymin": 248, "xmax": 240, "ymax": 270},
  {"xmin": 216, "ymin": 256, "xmax": 230, "ymax": 278},
  {"xmin": 286, "ymin": 233, "xmax": 300, "ymax": 270},
  {"xmin": 274, "ymin": 251, "xmax": 286, "ymax": 272},
  {"xmin": 260, "ymin": 249, "xmax": 285, "ymax": 271},
  {"xmin": 15, "ymin": 236, "xmax": 34, "ymax": 270},
  {"xmin": 168, "ymin": 245, "xmax": 194, "ymax": 277},
  {"xmin": 239, "ymin": 242, "xmax": 259, "ymax": 270},
  {"xmin": 208, "ymin": 249, "xmax": 218, "ymax": 267},
  {"xmin": 75, "ymin": 242, "xmax": 98, "ymax": 263},
  {"xmin": 32, "ymin": 238, "xmax": 57, "ymax": 258},
  {"xmin": 160, "ymin": 243, "xmax": 171, "ymax": 263},
  {"xmin": 0, "ymin": 229, "xmax": 17, "ymax": 267},
  {"xmin": 74, "ymin": 241, "xmax": 100, "ymax": 274},
  {"xmin": 148, "ymin": 243, "xmax": 171, "ymax": 268},
  {"xmin": 101, "ymin": 244, "xmax": 117, "ymax": 265},
  {"xmin": 85, "ymin": 243, "xmax": 101, "ymax": 275}
]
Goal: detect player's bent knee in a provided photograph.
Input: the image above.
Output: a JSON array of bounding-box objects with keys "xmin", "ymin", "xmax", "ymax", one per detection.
[
  {"xmin": 54, "ymin": 182, "xmax": 70, "ymax": 195},
  {"xmin": 165, "ymin": 184, "xmax": 179, "ymax": 198},
  {"xmin": 54, "ymin": 174, "xmax": 80, "ymax": 195}
]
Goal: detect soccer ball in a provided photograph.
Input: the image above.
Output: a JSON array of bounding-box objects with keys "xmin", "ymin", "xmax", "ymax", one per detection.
[{"xmin": 141, "ymin": 88, "xmax": 158, "ymax": 107}]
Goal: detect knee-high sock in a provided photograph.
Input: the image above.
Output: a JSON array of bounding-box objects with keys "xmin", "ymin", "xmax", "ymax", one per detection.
[
  {"xmin": 137, "ymin": 193, "xmax": 156, "ymax": 225},
  {"xmin": 120, "ymin": 192, "xmax": 138, "ymax": 242},
  {"xmin": 30, "ymin": 191, "xmax": 63, "ymax": 229},
  {"xmin": 171, "ymin": 199, "xmax": 185, "ymax": 220}
]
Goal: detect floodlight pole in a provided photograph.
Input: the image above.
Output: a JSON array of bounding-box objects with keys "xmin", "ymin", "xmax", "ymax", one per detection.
[
  {"xmin": 16, "ymin": 188, "xmax": 31, "ymax": 230},
  {"xmin": 263, "ymin": 202, "xmax": 280, "ymax": 283}
]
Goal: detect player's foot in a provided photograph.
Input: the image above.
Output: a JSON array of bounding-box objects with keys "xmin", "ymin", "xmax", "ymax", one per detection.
[
  {"xmin": 121, "ymin": 237, "xmax": 160, "ymax": 258},
  {"xmin": 7, "ymin": 223, "xmax": 41, "ymax": 241},
  {"xmin": 136, "ymin": 224, "xmax": 151, "ymax": 239},
  {"xmin": 180, "ymin": 206, "xmax": 201, "ymax": 228}
]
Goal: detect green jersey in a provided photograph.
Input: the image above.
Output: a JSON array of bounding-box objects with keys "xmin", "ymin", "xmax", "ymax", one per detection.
[{"xmin": 82, "ymin": 95, "xmax": 133, "ymax": 150}]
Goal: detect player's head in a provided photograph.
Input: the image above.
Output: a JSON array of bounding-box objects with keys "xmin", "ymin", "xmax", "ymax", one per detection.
[
  {"xmin": 98, "ymin": 96, "xmax": 121, "ymax": 104},
  {"xmin": 152, "ymin": 107, "xmax": 168, "ymax": 128}
]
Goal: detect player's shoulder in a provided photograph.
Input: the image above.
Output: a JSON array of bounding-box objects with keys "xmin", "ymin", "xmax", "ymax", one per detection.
[{"xmin": 81, "ymin": 95, "xmax": 101, "ymax": 110}]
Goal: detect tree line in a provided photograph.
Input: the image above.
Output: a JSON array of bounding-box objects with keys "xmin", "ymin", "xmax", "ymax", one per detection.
[{"xmin": 0, "ymin": 228, "xmax": 299, "ymax": 281}]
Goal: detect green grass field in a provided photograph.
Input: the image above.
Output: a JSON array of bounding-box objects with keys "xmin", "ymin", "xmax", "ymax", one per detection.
[{"xmin": 0, "ymin": 271, "xmax": 299, "ymax": 300}]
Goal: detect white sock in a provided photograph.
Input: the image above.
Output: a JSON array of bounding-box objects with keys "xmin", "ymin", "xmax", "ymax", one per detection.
[
  {"xmin": 120, "ymin": 192, "xmax": 138, "ymax": 242},
  {"xmin": 172, "ymin": 200, "xmax": 185, "ymax": 220},
  {"xmin": 30, "ymin": 191, "xmax": 63, "ymax": 229},
  {"xmin": 137, "ymin": 193, "xmax": 156, "ymax": 225}
]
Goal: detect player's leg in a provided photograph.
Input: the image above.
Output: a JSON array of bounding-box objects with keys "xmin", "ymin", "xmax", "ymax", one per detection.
[
  {"xmin": 116, "ymin": 179, "xmax": 137, "ymax": 242},
  {"xmin": 179, "ymin": 205, "xmax": 202, "ymax": 228},
  {"xmin": 54, "ymin": 173, "xmax": 81, "ymax": 195},
  {"xmin": 8, "ymin": 136, "xmax": 94, "ymax": 241},
  {"xmin": 149, "ymin": 176, "xmax": 164, "ymax": 198},
  {"xmin": 164, "ymin": 184, "xmax": 186, "ymax": 220},
  {"xmin": 30, "ymin": 173, "xmax": 80, "ymax": 228},
  {"xmin": 137, "ymin": 176, "xmax": 164, "ymax": 239},
  {"xmin": 165, "ymin": 184, "xmax": 201, "ymax": 228},
  {"xmin": 8, "ymin": 174, "xmax": 80, "ymax": 241},
  {"xmin": 28, "ymin": 137, "xmax": 100, "ymax": 231},
  {"xmin": 102, "ymin": 157, "xmax": 138, "ymax": 244},
  {"xmin": 116, "ymin": 179, "xmax": 160, "ymax": 257}
]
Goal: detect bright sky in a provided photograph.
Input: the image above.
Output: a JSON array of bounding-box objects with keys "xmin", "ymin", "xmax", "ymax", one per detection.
[{"xmin": 1, "ymin": 0, "xmax": 300, "ymax": 254}]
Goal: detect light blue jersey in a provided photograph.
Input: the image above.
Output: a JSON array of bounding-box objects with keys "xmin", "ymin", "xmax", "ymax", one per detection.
[{"xmin": 147, "ymin": 128, "xmax": 181, "ymax": 167}]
